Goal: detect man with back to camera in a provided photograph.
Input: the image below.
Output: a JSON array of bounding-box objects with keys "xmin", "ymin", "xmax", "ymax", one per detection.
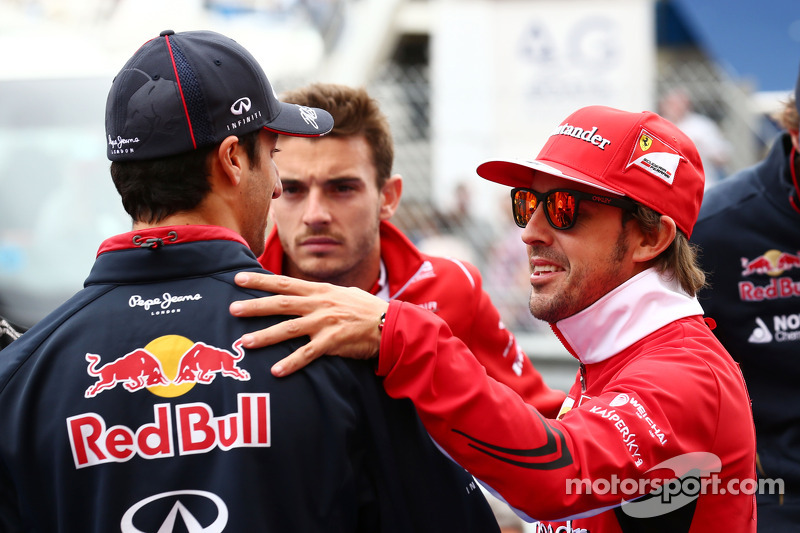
[
  {"xmin": 0, "ymin": 30, "xmax": 501, "ymax": 532},
  {"xmin": 231, "ymin": 105, "xmax": 758, "ymax": 531},
  {"xmin": 260, "ymin": 82, "xmax": 565, "ymax": 415},
  {"xmin": 691, "ymin": 68, "xmax": 800, "ymax": 530}
]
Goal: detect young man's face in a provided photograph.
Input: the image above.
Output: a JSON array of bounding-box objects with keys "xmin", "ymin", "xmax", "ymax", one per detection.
[
  {"xmin": 519, "ymin": 173, "xmax": 642, "ymax": 323},
  {"xmin": 270, "ymin": 134, "xmax": 395, "ymax": 290}
]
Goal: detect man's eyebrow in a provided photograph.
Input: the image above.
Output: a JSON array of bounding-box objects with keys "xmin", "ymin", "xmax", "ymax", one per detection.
[
  {"xmin": 327, "ymin": 177, "xmax": 364, "ymax": 185},
  {"xmin": 278, "ymin": 176, "xmax": 365, "ymax": 186}
]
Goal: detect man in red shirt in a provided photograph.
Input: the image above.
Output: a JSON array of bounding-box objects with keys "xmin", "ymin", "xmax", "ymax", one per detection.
[
  {"xmin": 258, "ymin": 83, "xmax": 564, "ymax": 415},
  {"xmin": 233, "ymin": 105, "xmax": 758, "ymax": 531}
]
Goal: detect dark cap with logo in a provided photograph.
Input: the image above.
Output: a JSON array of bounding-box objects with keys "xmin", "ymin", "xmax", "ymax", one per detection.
[{"xmin": 106, "ymin": 29, "xmax": 334, "ymax": 161}]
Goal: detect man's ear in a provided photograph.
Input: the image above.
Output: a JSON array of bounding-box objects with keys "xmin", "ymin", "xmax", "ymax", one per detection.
[
  {"xmin": 631, "ymin": 215, "xmax": 677, "ymax": 264},
  {"xmin": 216, "ymin": 135, "xmax": 244, "ymax": 186},
  {"xmin": 379, "ymin": 174, "xmax": 403, "ymax": 220}
]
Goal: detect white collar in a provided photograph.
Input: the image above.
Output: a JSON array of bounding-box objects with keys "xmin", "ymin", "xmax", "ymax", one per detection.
[
  {"xmin": 375, "ymin": 259, "xmax": 390, "ymax": 301},
  {"xmin": 553, "ymin": 268, "xmax": 704, "ymax": 365}
]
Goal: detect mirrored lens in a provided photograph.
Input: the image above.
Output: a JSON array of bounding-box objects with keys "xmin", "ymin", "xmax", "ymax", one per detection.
[
  {"xmin": 512, "ymin": 188, "xmax": 578, "ymax": 229},
  {"xmin": 512, "ymin": 189, "xmax": 539, "ymax": 228},
  {"xmin": 545, "ymin": 191, "xmax": 577, "ymax": 228}
]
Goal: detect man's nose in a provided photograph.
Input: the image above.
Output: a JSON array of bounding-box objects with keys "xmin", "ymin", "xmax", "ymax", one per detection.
[{"xmin": 302, "ymin": 189, "xmax": 332, "ymax": 226}]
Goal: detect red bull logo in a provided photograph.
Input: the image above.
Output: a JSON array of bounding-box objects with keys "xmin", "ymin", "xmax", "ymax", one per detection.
[
  {"xmin": 741, "ymin": 250, "xmax": 800, "ymax": 277},
  {"xmin": 85, "ymin": 349, "xmax": 170, "ymax": 397},
  {"xmin": 68, "ymin": 394, "xmax": 270, "ymax": 468},
  {"xmin": 740, "ymin": 277, "xmax": 800, "ymax": 302},
  {"xmin": 72, "ymin": 336, "xmax": 266, "ymax": 470},
  {"xmin": 85, "ymin": 336, "xmax": 250, "ymax": 398},
  {"xmin": 739, "ymin": 250, "xmax": 800, "ymax": 302},
  {"xmin": 174, "ymin": 340, "xmax": 249, "ymax": 384}
]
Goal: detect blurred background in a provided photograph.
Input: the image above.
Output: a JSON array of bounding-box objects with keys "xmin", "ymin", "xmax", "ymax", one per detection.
[{"xmin": 1, "ymin": 0, "xmax": 798, "ymax": 394}]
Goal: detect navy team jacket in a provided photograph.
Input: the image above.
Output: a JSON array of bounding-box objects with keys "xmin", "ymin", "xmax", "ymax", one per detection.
[
  {"xmin": 693, "ymin": 133, "xmax": 800, "ymax": 500},
  {"xmin": 0, "ymin": 225, "xmax": 499, "ymax": 533}
]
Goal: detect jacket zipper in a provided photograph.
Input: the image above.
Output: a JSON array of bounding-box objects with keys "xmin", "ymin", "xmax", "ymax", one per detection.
[{"xmin": 579, "ymin": 363, "xmax": 587, "ymax": 392}]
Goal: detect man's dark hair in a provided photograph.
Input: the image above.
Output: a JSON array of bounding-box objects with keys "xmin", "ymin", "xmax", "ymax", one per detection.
[
  {"xmin": 280, "ymin": 83, "xmax": 394, "ymax": 188},
  {"xmin": 110, "ymin": 130, "xmax": 262, "ymax": 224}
]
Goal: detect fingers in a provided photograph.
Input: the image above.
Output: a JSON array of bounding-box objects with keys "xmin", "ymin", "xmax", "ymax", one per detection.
[
  {"xmin": 231, "ymin": 272, "xmax": 338, "ymax": 318},
  {"xmin": 238, "ymin": 317, "xmax": 306, "ymax": 350},
  {"xmin": 238, "ymin": 316, "xmax": 330, "ymax": 376},
  {"xmin": 230, "ymin": 271, "xmax": 389, "ymax": 376},
  {"xmin": 235, "ymin": 272, "xmax": 320, "ymax": 296},
  {"xmin": 230, "ymin": 294, "xmax": 315, "ymax": 318},
  {"xmin": 271, "ymin": 344, "xmax": 323, "ymax": 377}
]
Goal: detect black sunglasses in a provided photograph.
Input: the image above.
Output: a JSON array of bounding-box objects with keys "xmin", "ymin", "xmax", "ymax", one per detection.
[{"xmin": 510, "ymin": 187, "xmax": 637, "ymax": 230}]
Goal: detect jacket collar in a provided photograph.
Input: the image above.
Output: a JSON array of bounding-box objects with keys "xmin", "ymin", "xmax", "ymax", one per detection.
[
  {"xmin": 87, "ymin": 225, "xmax": 258, "ymax": 286},
  {"xmin": 551, "ymin": 268, "xmax": 704, "ymax": 365},
  {"xmin": 97, "ymin": 225, "xmax": 248, "ymax": 255}
]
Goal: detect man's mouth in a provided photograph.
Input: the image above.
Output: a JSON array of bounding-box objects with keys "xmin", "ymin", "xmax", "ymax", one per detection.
[
  {"xmin": 531, "ymin": 263, "xmax": 564, "ymax": 276},
  {"xmin": 301, "ymin": 237, "xmax": 339, "ymax": 245}
]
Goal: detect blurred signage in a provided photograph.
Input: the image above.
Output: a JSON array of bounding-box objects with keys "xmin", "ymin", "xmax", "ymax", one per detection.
[{"xmin": 432, "ymin": 0, "xmax": 656, "ymax": 214}]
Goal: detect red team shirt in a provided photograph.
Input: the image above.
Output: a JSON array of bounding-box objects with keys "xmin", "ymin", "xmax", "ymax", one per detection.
[{"xmin": 376, "ymin": 269, "xmax": 757, "ymax": 532}]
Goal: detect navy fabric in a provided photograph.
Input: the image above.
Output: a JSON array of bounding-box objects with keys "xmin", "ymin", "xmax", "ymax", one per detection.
[
  {"xmin": 0, "ymin": 228, "xmax": 499, "ymax": 533},
  {"xmin": 169, "ymin": 38, "xmax": 214, "ymax": 147},
  {"xmin": 693, "ymin": 133, "xmax": 800, "ymax": 528}
]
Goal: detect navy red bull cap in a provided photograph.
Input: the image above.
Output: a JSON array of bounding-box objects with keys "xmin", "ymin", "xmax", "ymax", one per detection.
[
  {"xmin": 106, "ymin": 29, "xmax": 334, "ymax": 162},
  {"xmin": 476, "ymin": 105, "xmax": 705, "ymax": 238}
]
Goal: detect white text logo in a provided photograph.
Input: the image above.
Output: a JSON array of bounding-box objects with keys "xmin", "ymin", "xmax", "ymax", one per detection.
[
  {"xmin": 550, "ymin": 123, "xmax": 612, "ymax": 150},
  {"xmin": 565, "ymin": 452, "xmax": 782, "ymax": 519},
  {"xmin": 748, "ymin": 315, "xmax": 800, "ymax": 344},
  {"xmin": 129, "ymin": 292, "xmax": 203, "ymax": 312}
]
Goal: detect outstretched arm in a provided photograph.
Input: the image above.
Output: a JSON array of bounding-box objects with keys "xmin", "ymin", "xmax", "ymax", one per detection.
[{"xmin": 229, "ymin": 272, "xmax": 388, "ymax": 376}]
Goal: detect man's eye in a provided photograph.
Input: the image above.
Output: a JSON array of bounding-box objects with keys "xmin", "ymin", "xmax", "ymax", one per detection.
[{"xmin": 281, "ymin": 185, "xmax": 303, "ymax": 195}]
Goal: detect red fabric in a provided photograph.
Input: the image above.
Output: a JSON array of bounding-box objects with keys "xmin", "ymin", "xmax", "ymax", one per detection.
[
  {"xmin": 97, "ymin": 225, "xmax": 248, "ymax": 256},
  {"xmin": 259, "ymin": 221, "xmax": 565, "ymax": 416},
  {"xmin": 379, "ymin": 301, "xmax": 756, "ymax": 531}
]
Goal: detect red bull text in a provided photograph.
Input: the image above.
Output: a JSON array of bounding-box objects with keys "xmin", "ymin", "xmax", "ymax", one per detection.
[
  {"xmin": 67, "ymin": 394, "xmax": 270, "ymax": 468},
  {"xmin": 739, "ymin": 251, "xmax": 800, "ymax": 302}
]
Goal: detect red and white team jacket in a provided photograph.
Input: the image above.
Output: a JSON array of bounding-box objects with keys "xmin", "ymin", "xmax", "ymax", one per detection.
[
  {"xmin": 377, "ymin": 268, "xmax": 757, "ymax": 532},
  {"xmin": 260, "ymin": 221, "xmax": 565, "ymax": 416}
]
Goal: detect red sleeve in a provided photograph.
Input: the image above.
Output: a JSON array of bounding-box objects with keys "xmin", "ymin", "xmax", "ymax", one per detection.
[
  {"xmin": 377, "ymin": 301, "xmax": 725, "ymax": 522},
  {"xmin": 456, "ymin": 262, "xmax": 565, "ymax": 416}
]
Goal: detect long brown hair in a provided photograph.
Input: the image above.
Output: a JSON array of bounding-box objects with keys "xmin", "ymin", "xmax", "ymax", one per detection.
[{"xmin": 624, "ymin": 205, "xmax": 707, "ymax": 296}]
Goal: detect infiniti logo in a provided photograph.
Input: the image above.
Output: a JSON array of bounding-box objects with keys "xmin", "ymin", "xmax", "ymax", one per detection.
[
  {"xmin": 121, "ymin": 490, "xmax": 228, "ymax": 533},
  {"xmin": 230, "ymin": 97, "xmax": 252, "ymax": 116}
]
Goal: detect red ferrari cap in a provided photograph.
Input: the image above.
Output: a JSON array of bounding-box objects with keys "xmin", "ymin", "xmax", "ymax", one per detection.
[{"xmin": 477, "ymin": 105, "xmax": 705, "ymax": 237}]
